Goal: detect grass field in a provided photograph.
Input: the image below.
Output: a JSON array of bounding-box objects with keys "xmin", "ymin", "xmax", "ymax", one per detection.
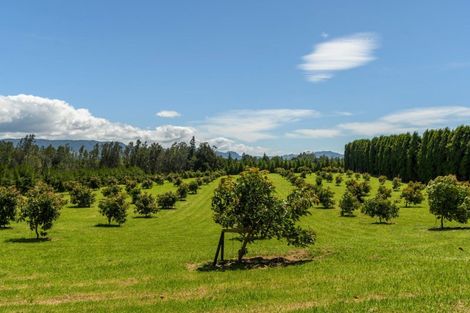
[{"xmin": 1, "ymin": 174, "xmax": 470, "ymax": 312}]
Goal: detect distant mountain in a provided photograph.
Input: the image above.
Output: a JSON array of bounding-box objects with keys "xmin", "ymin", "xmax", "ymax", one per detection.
[
  {"xmin": 215, "ymin": 151, "xmax": 242, "ymax": 160},
  {"xmin": 314, "ymin": 151, "xmax": 343, "ymax": 158},
  {"xmin": 0, "ymin": 138, "xmax": 125, "ymax": 152}
]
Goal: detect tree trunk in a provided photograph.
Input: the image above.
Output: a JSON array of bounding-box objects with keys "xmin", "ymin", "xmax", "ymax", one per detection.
[
  {"xmin": 35, "ymin": 225, "xmax": 39, "ymax": 239},
  {"xmin": 440, "ymin": 216, "xmax": 444, "ymax": 229},
  {"xmin": 238, "ymin": 232, "xmax": 252, "ymax": 262}
]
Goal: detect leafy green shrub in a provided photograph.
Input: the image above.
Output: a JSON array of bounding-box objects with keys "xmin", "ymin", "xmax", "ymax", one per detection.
[
  {"xmin": 70, "ymin": 183, "xmax": 95, "ymax": 208},
  {"xmin": 427, "ymin": 175, "xmax": 470, "ymax": 229},
  {"xmin": 157, "ymin": 192, "xmax": 178, "ymax": 210},
  {"xmin": 19, "ymin": 183, "xmax": 65, "ymax": 238},
  {"xmin": 212, "ymin": 168, "xmax": 316, "ymax": 261},
  {"xmin": 141, "ymin": 178, "xmax": 153, "ymax": 189},
  {"xmin": 177, "ymin": 183, "xmax": 189, "ymax": 200},
  {"xmin": 361, "ymin": 196, "xmax": 399, "ymax": 223},
  {"xmin": 102, "ymin": 184, "xmax": 122, "ymax": 197},
  {"xmin": 400, "ymin": 181, "xmax": 424, "ymax": 207},
  {"xmin": 392, "ymin": 177, "xmax": 402, "ymax": 190},
  {"xmin": 0, "ymin": 186, "xmax": 20, "ymax": 228},
  {"xmin": 98, "ymin": 192, "xmax": 128, "ymax": 225},
  {"xmin": 134, "ymin": 192, "xmax": 158, "ymax": 217},
  {"xmin": 378, "ymin": 175, "xmax": 387, "ymax": 185},
  {"xmin": 318, "ymin": 187, "xmax": 335, "ymax": 209},
  {"xmin": 377, "ymin": 185, "xmax": 392, "ymax": 200},
  {"xmin": 346, "ymin": 179, "xmax": 370, "ymax": 203},
  {"xmin": 339, "ymin": 191, "xmax": 360, "ymax": 217},
  {"xmin": 128, "ymin": 187, "xmax": 142, "ymax": 204},
  {"xmin": 188, "ymin": 181, "xmax": 199, "ymax": 194},
  {"xmin": 335, "ymin": 175, "xmax": 343, "ymax": 186}
]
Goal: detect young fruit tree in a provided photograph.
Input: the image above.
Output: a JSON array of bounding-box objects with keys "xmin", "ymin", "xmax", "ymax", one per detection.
[
  {"xmin": 157, "ymin": 191, "xmax": 178, "ymax": 210},
  {"xmin": 188, "ymin": 180, "xmax": 199, "ymax": 194},
  {"xmin": 346, "ymin": 179, "xmax": 371, "ymax": 203},
  {"xmin": 427, "ymin": 175, "xmax": 470, "ymax": 229},
  {"xmin": 339, "ymin": 191, "xmax": 360, "ymax": 217},
  {"xmin": 318, "ymin": 187, "xmax": 335, "ymax": 209},
  {"xmin": 19, "ymin": 183, "xmax": 65, "ymax": 239},
  {"xmin": 378, "ymin": 175, "xmax": 387, "ymax": 185},
  {"xmin": 102, "ymin": 184, "xmax": 122, "ymax": 197},
  {"xmin": 141, "ymin": 178, "xmax": 153, "ymax": 189},
  {"xmin": 211, "ymin": 168, "xmax": 316, "ymax": 262},
  {"xmin": 98, "ymin": 192, "xmax": 129, "ymax": 225},
  {"xmin": 392, "ymin": 177, "xmax": 402, "ymax": 191},
  {"xmin": 400, "ymin": 181, "xmax": 425, "ymax": 207},
  {"xmin": 335, "ymin": 175, "xmax": 343, "ymax": 186},
  {"xmin": 361, "ymin": 195, "xmax": 399, "ymax": 223},
  {"xmin": 377, "ymin": 185, "xmax": 392, "ymax": 200},
  {"xmin": 134, "ymin": 192, "xmax": 158, "ymax": 218},
  {"xmin": 177, "ymin": 183, "xmax": 189, "ymax": 200},
  {"xmin": 0, "ymin": 186, "xmax": 20, "ymax": 228},
  {"xmin": 69, "ymin": 183, "xmax": 95, "ymax": 208}
]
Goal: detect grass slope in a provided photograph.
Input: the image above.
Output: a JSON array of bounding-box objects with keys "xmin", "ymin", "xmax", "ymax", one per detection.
[{"xmin": 0, "ymin": 174, "xmax": 469, "ymax": 312}]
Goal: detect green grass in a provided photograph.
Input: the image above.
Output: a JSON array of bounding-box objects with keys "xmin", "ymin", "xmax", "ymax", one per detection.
[{"xmin": 1, "ymin": 174, "xmax": 470, "ymax": 312}]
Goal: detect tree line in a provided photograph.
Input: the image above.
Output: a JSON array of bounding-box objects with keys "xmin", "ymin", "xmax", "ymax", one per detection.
[
  {"xmin": 0, "ymin": 135, "xmax": 342, "ymax": 191},
  {"xmin": 344, "ymin": 125, "xmax": 470, "ymax": 182}
]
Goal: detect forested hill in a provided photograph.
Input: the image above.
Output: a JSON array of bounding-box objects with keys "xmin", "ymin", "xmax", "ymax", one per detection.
[{"xmin": 344, "ymin": 125, "xmax": 470, "ymax": 182}]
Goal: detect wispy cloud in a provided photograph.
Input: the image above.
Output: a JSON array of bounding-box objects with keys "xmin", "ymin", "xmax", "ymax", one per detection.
[
  {"xmin": 200, "ymin": 109, "xmax": 319, "ymax": 142},
  {"xmin": 156, "ymin": 110, "xmax": 181, "ymax": 118},
  {"xmin": 299, "ymin": 32, "xmax": 379, "ymax": 82},
  {"xmin": 286, "ymin": 128, "xmax": 341, "ymax": 138},
  {"xmin": 339, "ymin": 106, "xmax": 470, "ymax": 136}
]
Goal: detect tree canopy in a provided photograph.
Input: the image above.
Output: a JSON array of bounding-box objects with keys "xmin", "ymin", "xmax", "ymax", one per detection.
[{"xmin": 211, "ymin": 168, "xmax": 316, "ymax": 261}]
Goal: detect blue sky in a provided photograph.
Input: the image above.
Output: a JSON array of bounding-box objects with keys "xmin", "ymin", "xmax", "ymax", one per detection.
[{"xmin": 1, "ymin": 0, "xmax": 469, "ymax": 154}]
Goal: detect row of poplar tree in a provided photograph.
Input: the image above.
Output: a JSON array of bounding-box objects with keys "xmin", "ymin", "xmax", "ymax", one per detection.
[{"xmin": 344, "ymin": 125, "xmax": 470, "ymax": 182}]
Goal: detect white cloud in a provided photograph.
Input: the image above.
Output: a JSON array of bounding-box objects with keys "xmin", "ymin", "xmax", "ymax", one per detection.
[
  {"xmin": 339, "ymin": 106, "xmax": 470, "ymax": 136},
  {"xmin": 156, "ymin": 110, "xmax": 181, "ymax": 118},
  {"xmin": 207, "ymin": 137, "xmax": 268, "ymax": 155},
  {"xmin": 0, "ymin": 95, "xmax": 195, "ymax": 144},
  {"xmin": 300, "ymin": 32, "xmax": 378, "ymax": 82},
  {"xmin": 200, "ymin": 109, "xmax": 319, "ymax": 142},
  {"xmin": 286, "ymin": 128, "xmax": 342, "ymax": 138}
]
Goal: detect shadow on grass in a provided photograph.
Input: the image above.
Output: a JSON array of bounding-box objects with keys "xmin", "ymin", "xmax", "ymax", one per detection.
[
  {"xmin": 94, "ymin": 223, "xmax": 121, "ymax": 228},
  {"xmin": 196, "ymin": 251, "xmax": 313, "ymax": 272},
  {"xmin": 428, "ymin": 226, "xmax": 470, "ymax": 231},
  {"xmin": 5, "ymin": 237, "xmax": 50, "ymax": 243},
  {"xmin": 133, "ymin": 215, "xmax": 154, "ymax": 219},
  {"xmin": 0, "ymin": 226, "xmax": 13, "ymax": 230},
  {"xmin": 340, "ymin": 214, "xmax": 356, "ymax": 218},
  {"xmin": 371, "ymin": 221, "xmax": 394, "ymax": 225}
]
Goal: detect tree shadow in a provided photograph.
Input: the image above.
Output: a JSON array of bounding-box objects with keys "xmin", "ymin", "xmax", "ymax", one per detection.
[
  {"xmin": 5, "ymin": 237, "xmax": 50, "ymax": 243},
  {"xmin": 428, "ymin": 226, "xmax": 470, "ymax": 232},
  {"xmin": 196, "ymin": 252, "xmax": 313, "ymax": 272},
  {"xmin": 340, "ymin": 214, "xmax": 356, "ymax": 218},
  {"xmin": 133, "ymin": 215, "xmax": 155, "ymax": 219},
  {"xmin": 94, "ymin": 223, "xmax": 121, "ymax": 228},
  {"xmin": 0, "ymin": 226, "xmax": 13, "ymax": 230},
  {"xmin": 371, "ymin": 221, "xmax": 394, "ymax": 225}
]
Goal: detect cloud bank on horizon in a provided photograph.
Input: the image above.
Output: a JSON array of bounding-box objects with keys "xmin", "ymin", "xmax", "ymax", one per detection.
[{"xmin": 0, "ymin": 94, "xmax": 469, "ymax": 155}]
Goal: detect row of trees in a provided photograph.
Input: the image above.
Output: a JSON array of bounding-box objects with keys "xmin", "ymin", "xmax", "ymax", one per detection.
[
  {"xmin": 0, "ymin": 172, "xmax": 221, "ymax": 238},
  {"xmin": 0, "ymin": 135, "xmax": 342, "ymax": 190},
  {"xmin": 344, "ymin": 125, "xmax": 470, "ymax": 182}
]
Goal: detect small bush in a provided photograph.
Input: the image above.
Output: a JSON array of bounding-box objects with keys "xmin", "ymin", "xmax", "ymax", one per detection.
[
  {"xmin": 177, "ymin": 183, "xmax": 189, "ymax": 200},
  {"xmin": 70, "ymin": 183, "xmax": 95, "ymax": 208},
  {"xmin": 141, "ymin": 179, "xmax": 153, "ymax": 189},
  {"xmin": 157, "ymin": 192, "xmax": 178, "ymax": 210},
  {"xmin": 339, "ymin": 191, "xmax": 360, "ymax": 217},
  {"xmin": 188, "ymin": 181, "xmax": 199, "ymax": 194},
  {"xmin": 98, "ymin": 192, "xmax": 128, "ymax": 225},
  {"xmin": 134, "ymin": 193, "xmax": 158, "ymax": 217},
  {"xmin": 0, "ymin": 186, "xmax": 20, "ymax": 228}
]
